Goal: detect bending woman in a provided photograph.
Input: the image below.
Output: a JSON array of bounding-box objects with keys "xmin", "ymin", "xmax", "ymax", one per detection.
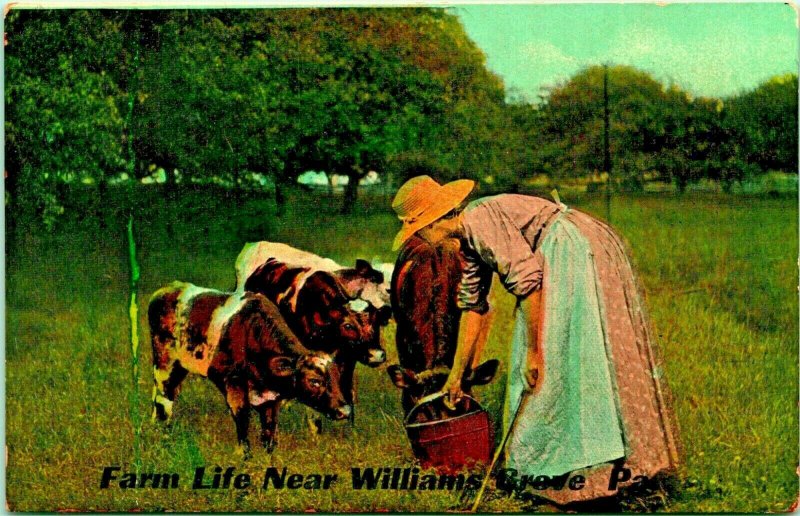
[{"xmin": 391, "ymin": 176, "xmax": 679, "ymax": 503}]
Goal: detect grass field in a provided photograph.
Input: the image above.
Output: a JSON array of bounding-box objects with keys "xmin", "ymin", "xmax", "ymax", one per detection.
[{"xmin": 5, "ymin": 187, "xmax": 798, "ymax": 512}]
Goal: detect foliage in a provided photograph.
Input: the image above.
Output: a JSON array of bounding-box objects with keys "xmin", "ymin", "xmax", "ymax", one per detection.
[
  {"xmin": 6, "ymin": 9, "xmax": 500, "ymax": 216},
  {"xmin": 537, "ymin": 66, "xmax": 689, "ymax": 190},
  {"xmin": 5, "ymin": 11, "xmax": 128, "ymax": 223},
  {"xmin": 529, "ymin": 66, "xmax": 797, "ymax": 193},
  {"xmin": 723, "ymin": 74, "xmax": 798, "ymax": 175},
  {"xmin": 128, "ymin": 9, "xmax": 503, "ymax": 212},
  {"xmin": 4, "ymin": 9, "xmax": 798, "ymax": 225}
]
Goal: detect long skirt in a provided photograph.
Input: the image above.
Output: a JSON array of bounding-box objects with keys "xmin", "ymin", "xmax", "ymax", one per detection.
[{"xmin": 503, "ymin": 208, "xmax": 680, "ymax": 504}]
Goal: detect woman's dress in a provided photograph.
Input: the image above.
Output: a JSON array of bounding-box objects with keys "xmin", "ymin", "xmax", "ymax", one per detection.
[{"xmin": 457, "ymin": 194, "xmax": 679, "ymax": 503}]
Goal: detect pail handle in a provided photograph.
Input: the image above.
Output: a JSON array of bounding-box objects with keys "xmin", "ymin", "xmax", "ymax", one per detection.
[{"xmin": 404, "ymin": 392, "xmax": 483, "ymax": 426}]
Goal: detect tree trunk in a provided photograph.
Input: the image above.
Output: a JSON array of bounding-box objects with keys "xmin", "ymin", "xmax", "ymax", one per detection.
[
  {"xmin": 163, "ymin": 165, "xmax": 176, "ymax": 185},
  {"xmin": 275, "ymin": 176, "xmax": 287, "ymax": 217},
  {"xmin": 341, "ymin": 172, "xmax": 359, "ymax": 214},
  {"xmin": 721, "ymin": 178, "xmax": 734, "ymax": 194},
  {"xmin": 97, "ymin": 180, "xmax": 108, "ymax": 230},
  {"xmin": 675, "ymin": 174, "xmax": 687, "ymax": 194}
]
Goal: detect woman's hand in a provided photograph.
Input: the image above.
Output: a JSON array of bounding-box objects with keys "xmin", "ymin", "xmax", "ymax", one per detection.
[
  {"xmin": 441, "ymin": 372, "xmax": 464, "ymax": 410},
  {"xmin": 524, "ymin": 363, "xmax": 542, "ymax": 394},
  {"xmin": 524, "ymin": 333, "xmax": 544, "ymax": 394}
]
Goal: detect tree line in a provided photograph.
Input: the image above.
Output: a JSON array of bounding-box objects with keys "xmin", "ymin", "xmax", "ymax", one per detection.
[
  {"xmin": 531, "ymin": 65, "xmax": 796, "ymax": 193},
  {"xmin": 5, "ymin": 9, "xmax": 797, "ymax": 224}
]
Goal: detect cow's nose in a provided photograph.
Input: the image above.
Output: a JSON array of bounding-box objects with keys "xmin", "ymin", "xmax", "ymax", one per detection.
[
  {"xmin": 335, "ymin": 405, "xmax": 353, "ymax": 420},
  {"xmin": 368, "ymin": 349, "xmax": 386, "ymax": 366}
]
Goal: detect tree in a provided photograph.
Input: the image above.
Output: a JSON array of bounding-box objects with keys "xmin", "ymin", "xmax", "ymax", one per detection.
[
  {"xmin": 6, "ymin": 8, "xmax": 513, "ymax": 221},
  {"xmin": 134, "ymin": 12, "xmax": 254, "ymax": 186},
  {"xmin": 5, "ymin": 10, "xmax": 128, "ymax": 226},
  {"xmin": 134, "ymin": 9, "xmax": 460, "ymax": 213},
  {"xmin": 537, "ymin": 65, "xmax": 691, "ymax": 190},
  {"xmin": 724, "ymin": 74, "xmax": 798, "ymax": 174}
]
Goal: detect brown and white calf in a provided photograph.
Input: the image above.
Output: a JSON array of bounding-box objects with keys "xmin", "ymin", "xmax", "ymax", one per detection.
[
  {"xmin": 236, "ymin": 245, "xmax": 391, "ymax": 430},
  {"xmin": 148, "ymin": 281, "xmax": 351, "ymax": 455},
  {"xmin": 240, "ymin": 257, "xmax": 390, "ymax": 366},
  {"xmin": 235, "ymin": 241, "xmax": 392, "ymax": 310}
]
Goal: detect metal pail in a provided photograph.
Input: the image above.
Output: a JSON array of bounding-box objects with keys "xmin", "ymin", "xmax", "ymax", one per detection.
[{"xmin": 404, "ymin": 394, "xmax": 493, "ymax": 473}]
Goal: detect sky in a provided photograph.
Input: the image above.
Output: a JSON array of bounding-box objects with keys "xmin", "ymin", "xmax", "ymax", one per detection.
[{"xmin": 454, "ymin": 3, "xmax": 798, "ymax": 100}]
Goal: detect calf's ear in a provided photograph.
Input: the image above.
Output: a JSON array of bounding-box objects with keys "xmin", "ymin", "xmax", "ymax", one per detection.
[
  {"xmin": 465, "ymin": 359, "xmax": 500, "ymax": 386},
  {"xmin": 269, "ymin": 356, "xmax": 295, "ymax": 377},
  {"xmin": 355, "ymin": 259, "xmax": 384, "ymax": 282},
  {"xmin": 377, "ymin": 305, "xmax": 392, "ymax": 326},
  {"xmin": 387, "ymin": 365, "xmax": 417, "ymax": 389},
  {"xmin": 355, "ymin": 259, "xmax": 373, "ymax": 275}
]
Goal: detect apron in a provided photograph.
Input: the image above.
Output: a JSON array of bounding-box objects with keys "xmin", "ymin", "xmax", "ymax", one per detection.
[{"xmin": 503, "ymin": 210, "xmax": 626, "ymax": 477}]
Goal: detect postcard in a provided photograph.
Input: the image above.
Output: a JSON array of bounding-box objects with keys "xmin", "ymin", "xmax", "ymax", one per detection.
[{"xmin": 4, "ymin": 3, "xmax": 798, "ymax": 512}]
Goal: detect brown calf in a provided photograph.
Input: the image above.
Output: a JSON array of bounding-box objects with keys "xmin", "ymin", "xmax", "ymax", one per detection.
[
  {"xmin": 148, "ymin": 281, "xmax": 351, "ymax": 456},
  {"xmin": 242, "ymin": 257, "xmax": 390, "ymax": 426},
  {"xmin": 388, "ymin": 236, "xmax": 499, "ymax": 420}
]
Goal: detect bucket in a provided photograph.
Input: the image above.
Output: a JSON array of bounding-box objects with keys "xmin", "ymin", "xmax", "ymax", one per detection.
[{"xmin": 404, "ymin": 394, "xmax": 493, "ymax": 473}]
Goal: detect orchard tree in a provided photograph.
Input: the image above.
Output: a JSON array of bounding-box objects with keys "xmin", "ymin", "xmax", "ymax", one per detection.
[
  {"xmin": 537, "ymin": 65, "xmax": 688, "ymax": 190},
  {"xmin": 724, "ymin": 73, "xmax": 798, "ymax": 174},
  {"xmin": 5, "ymin": 10, "xmax": 128, "ymax": 226}
]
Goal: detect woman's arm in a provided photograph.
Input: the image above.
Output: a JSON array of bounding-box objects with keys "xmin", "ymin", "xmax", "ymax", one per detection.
[
  {"xmin": 524, "ymin": 288, "xmax": 543, "ymax": 394},
  {"xmin": 471, "ymin": 305, "xmax": 495, "ymax": 370},
  {"xmin": 442, "ymin": 309, "xmax": 493, "ymax": 409},
  {"xmin": 444, "ymin": 288, "xmax": 542, "ymax": 407}
]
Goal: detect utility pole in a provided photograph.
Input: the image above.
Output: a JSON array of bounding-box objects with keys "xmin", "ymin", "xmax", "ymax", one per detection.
[{"xmin": 603, "ymin": 64, "xmax": 612, "ymax": 223}]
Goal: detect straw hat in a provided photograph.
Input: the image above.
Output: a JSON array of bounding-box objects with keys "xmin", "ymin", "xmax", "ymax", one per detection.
[{"xmin": 391, "ymin": 176, "xmax": 475, "ymax": 251}]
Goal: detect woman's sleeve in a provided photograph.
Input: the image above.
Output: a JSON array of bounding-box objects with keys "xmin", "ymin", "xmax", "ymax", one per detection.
[
  {"xmin": 456, "ymin": 247, "xmax": 493, "ymax": 314},
  {"xmin": 492, "ymin": 221, "xmax": 544, "ymax": 299},
  {"xmin": 461, "ymin": 206, "xmax": 544, "ymax": 304}
]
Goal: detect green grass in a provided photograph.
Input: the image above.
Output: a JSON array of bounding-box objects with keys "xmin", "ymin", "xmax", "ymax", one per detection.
[{"xmin": 5, "ymin": 187, "xmax": 798, "ymax": 512}]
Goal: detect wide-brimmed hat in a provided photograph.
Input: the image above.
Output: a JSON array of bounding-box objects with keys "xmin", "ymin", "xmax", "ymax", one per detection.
[{"xmin": 391, "ymin": 176, "xmax": 475, "ymax": 251}]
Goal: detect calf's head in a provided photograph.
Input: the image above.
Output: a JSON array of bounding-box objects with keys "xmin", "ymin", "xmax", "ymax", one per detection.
[
  {"xmin": 337, "ymin": 259, "xmax": 392, "ymax": 309},
  {"xmin": 349, "ymin": 303, "xmax": 391, "ymax": 366},
  {"xmin": 270, "ymin": 352, "xmax": 352, "ymax": 420},
  {"xmin": 387, "ymin": 359, "xmax": 500, "ymax": 418},
  {"xmin": 309, "ymin": 302, "xmax": 391, "ymax": 366}
]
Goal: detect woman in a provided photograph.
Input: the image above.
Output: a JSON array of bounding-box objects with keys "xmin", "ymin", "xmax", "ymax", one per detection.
[{"xmin": 391, "ymin": 176, "xmax": 679, "ymax": 503}]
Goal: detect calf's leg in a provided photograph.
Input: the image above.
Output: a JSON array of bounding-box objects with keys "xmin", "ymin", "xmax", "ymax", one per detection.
[
  {"xmin": 149, "ymin": 288, "xmax": 182, "ymax": 421},
  {"xmin": 152, "ymin": 354, "xmax": 188, "ymax": 422},
  {"xmin": 255, "ymin": 401, "xmax": 281, "ymax": 453},
  {"xmin": 342, "ymin": 362, "xmax": 357, "ymax": 426},
  {"xmin": 225, "ymin": 382, "xmax": 251, "ymax": 459}
]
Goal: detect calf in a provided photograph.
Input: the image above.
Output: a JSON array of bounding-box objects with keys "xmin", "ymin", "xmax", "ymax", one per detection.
[
  {"xmin": 240, "ymin": 248, "xmax": 391, "ymax": 431},
  {"xmin": 235, "ymin": 241, "xmax": 392, "ymax": 310},
  {"xmin": 241, "ymin": 258, "xmax": 389, "ymax": 365},
  {"xmin": 387, "ymin": 235, "xmax": 499, "ymax": 421},
  {"xmin": 148, "ymin": 281, "xmax": 351, "ymax": 456}
]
